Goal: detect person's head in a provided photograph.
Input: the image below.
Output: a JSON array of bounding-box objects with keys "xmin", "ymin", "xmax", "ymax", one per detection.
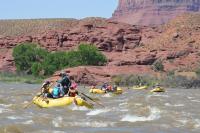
[
  {"xmin": 45, "ymin": 81, "xmax": 50, "ymax": 84},
  {"xmin": 59, "ymin": 71, "xmax": 67, "ymax": 77}
]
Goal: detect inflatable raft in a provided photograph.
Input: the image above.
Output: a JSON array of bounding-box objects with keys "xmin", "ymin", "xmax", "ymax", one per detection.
[
  {"xmin": 132, "ymin": 85, "xmax": 148, "ymax": 90},
  {"xmin": 150, "ymin": 87, "xmax": 165, "ymax": 93},
  {"xmin": 89, "ymin": 87, "xmax": 123, "ymax": 95},
  {"xmin": 33, "ymin": 96, "xmax": 93, "ymax": 109}
]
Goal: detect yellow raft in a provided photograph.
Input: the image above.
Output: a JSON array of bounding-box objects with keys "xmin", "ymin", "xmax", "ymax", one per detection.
[
  {"xmin": 89, "ymin": 87, "xmax": 123, "ymax": 95},
  {"xmin": 33, "ymin": 96, "xmax": 93, "ymax": 109},
  {"xmin": 150, "ymin": 87, "xmax": 165, "ymax": 93},
  {"xmin": 133, "ymin": 85, "xmax": 148, "ymax": 90}
]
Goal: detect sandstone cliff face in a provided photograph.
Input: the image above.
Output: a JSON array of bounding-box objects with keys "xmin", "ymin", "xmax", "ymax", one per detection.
[
  {"xmin": 112, "ymin": 0, "xmax": 200, "ymax": 25},
  {"xmin": 0, "ymin": 19, "xmax": 142, "ymax": 72},
  {"xmin": 0, "ymin": 14, "xmax": 200, "ymax": 84}
]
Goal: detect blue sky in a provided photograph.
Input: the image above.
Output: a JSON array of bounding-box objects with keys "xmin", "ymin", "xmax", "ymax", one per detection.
[{"xmin": 0, "ymin": 0, "xmax": 118, "ymax": 19}]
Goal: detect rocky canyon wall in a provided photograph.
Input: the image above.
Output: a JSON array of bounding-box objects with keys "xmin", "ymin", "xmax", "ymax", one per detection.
[{"xmin": 112, "ymin": 0, "xmax": 200, "ymax": 25}]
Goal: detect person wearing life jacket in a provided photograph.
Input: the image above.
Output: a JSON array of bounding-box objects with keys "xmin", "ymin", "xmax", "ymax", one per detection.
[
  {"xmin": 41, "ymin": 81, "xmax": 53, "ymax": 98},
  {"xmin": 112, "ymin": 85, "xmax": 118, "ymax": 92},
  {"xmin": 68, "ymin": 83, "xmax": 79, "ymax": 97},
  {"xmin": 52, "ymin": 84, "xmax": 62, "ymax": 99},
  {"xmin": 106, "ymin": 85, "xmax": 113, "ymax": 92},
  {"xmin": 101, "ymin": 82, "xmax": 108, "ymax": 91},
  {"xmin": 57, "ymin": 72, "xmax": 71, "ymax": 96}
]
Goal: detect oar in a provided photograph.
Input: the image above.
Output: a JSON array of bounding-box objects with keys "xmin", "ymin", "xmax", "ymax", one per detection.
[
  {"xmin": 80, "ymin": 92, "xmax": 105, "ymax": 108},
  {"xmin": 23, "ymin": 93, "xmax": 41, "ymax": 109}
]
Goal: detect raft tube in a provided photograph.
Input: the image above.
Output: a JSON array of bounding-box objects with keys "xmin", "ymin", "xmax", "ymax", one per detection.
[
  {"xmin": 89, "ymin": 87, "xmax": 123, "ymax": 95},
  {"xmin": 132, "ymin": 85, "xmax": 148, "ymax": 90},
  {"xmin": 150, "ymin": 87, "xmax": 165, "ymax": 93},
  {"xmin": 33, "ymin": 96, "xmax": 93, "ymax": 109}
]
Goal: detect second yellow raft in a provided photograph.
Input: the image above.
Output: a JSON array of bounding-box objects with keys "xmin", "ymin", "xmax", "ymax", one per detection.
[
  {"xmin": 89, "ymin": 87, "xmax": 123, "ymax": 95},
  {"xmin": 150, "ymin": 87, "xmax": 165, "ymax": 93},
  {"xmin": 132, "ymin": 85, "xmax": 148, "ymax": 90}
]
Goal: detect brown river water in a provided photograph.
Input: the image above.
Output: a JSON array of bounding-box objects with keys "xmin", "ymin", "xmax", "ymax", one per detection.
[{"xmin": 0, "ymin": 82, "xmax": 200, "ymax": 133}]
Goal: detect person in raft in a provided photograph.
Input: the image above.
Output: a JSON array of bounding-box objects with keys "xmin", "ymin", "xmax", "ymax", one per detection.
[
  {"xmin": 41, "ymin": 81, "xmax": 53, "ymax": 98},
  {"xmin": 68, "ymin": 81, "xmax": 79, "ymax": 97},
  {"xmin": 57, "ymin": 72, "xmax": 71, "ymax": 96},
  {"xmin": 101, "ymin": 82, "xmax": 109, "ymax": 91},
  {"xmin": 52, "ymin": 83, "xmax": 62, "ymax": 99}
]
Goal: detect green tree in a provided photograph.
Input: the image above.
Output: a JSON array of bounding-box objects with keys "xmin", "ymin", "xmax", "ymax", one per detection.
[
  {"xmin": 31, "ymin": 63, "xmax": 43, "ymax": 76},
  {"xmin": 13, "ymin": 43, "xmax": 48, "ymax": 73},
  {"xmin": 77, "ymin": 44, "xmax": 107, "ymax": 65},
  {"xmin": 152, "ymin": 59, "xmax": 164, "ymax": 72}
]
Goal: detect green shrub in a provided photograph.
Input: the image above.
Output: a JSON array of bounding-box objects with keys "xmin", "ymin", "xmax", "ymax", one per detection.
[
  {"xmin": 77, "ymin": 44, "xmax": 107, "ymax": 66},
  {"xmin": 13, "ymin": 43, "xmax": 48, "ymax": 73},
  {"xmin": 152, "ymin": 59, "xmax": 164, "ymax": 72},
  {"xmin": 31, "ymin": 63, "xmax": 43, "ymax": 76},
  {"xmin": 13, "ymin": 43, "xmax": 107, "ymax": 76}
]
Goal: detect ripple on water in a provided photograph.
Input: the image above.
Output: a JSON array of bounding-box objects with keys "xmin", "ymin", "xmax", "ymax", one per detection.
[
  {"xmin": 121, "ymin": 107, "xmax": 161, "ymax": 123},
  {"xmin": 0, "ymin": 104, "xmax": 12, "ymax": 114},
  {"xmin": 68, "ymin": 121, "xmax": 115, "ymax": 127},
  {"xmin": 101, "ymin": 93, "xmax": 112, "ymax": 98},
  {"xmin": 86, "ymin": 108, "xmax": 110, "ymax": 116},
  {"xmin": 52, "ymin": 116, "xmax": 63, "ymax": 128},
  {"xmin": 70, "ymin": 105, "xmax": 89, "ymax": 111},
  {"xmin": 165, "ymin": 103, "xmax": 184, "ymax": 107},
  {"xmin": 194, "ymin": 119, "xmax": 200, "ymax": 129}
]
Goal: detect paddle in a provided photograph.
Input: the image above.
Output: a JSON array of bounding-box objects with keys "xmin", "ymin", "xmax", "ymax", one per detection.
[
  {"xmin": 23, "ymin": 92, "xmax": 42, "ymax": 109},
  {"xmin": 80, "ymin": 92, "xmax": 105, "ymax": 108}
]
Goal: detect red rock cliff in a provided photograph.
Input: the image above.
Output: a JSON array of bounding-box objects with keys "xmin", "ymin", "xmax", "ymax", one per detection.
[{"xmin": 112, "ymin": 0, "xmax": 200, "ymax": 25}]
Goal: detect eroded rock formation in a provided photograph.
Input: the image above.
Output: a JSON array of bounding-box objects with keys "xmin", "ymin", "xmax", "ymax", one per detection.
[{"xmin": 112, "ymin": 0, "xmax": 200, "ymax": 25}]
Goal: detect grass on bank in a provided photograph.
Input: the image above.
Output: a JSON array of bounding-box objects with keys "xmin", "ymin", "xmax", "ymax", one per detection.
[
  {"xmin": 111, "ymin": 73, "xmax": 200, "ymax": 89},
  {"xmin": 0, "ymin": 72, "xmax": 44, "ymax": 84}
]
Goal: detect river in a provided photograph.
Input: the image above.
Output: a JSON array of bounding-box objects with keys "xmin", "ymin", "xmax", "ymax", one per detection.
[{"xmin": 0, "ymin": 82, "xmax": 200, "ymax": 133}]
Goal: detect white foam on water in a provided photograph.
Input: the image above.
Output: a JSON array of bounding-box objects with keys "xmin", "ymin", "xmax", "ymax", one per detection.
[
  {"xmin": 191, "ymin": 99, "xmax": 200, "ymax": 103},
  {"xmin": 71, "ymin": 105, "xmax": 89, "ymax": 111},
  {"xmin": 0, "ymin": 104, "xmax": 12, "ymax": 108},
  {"xmin": 102, "ymin": 93, "xmax": 112, "ymax": 97},
  {"xmin": 187, "ymin": 96, "xmax": 194, "ymax": 99},
  {"xmin": 7, "ymin": 116, "xmax": 25, "ymax": 120},
  {"xmin": 120, "ymin": 109, "xmax": 129, "ymax": 112},
  {"xmin": 69, "ymin": 121, "xmax": 115, "ymax": 127},
  {"xmin": 0, "ymin": 107, "xmax": 11, "ymax": 114},
  {"xmin": 176, "ymin": 118, "xmax": 188, "ymax": 126},
  {"xmin": 194, "ymin": 119, "xmax": 200, "ymax": 129},
  {"xmin": 151, "ymin": 94, "xmax": 169, "ymax": 98},
  {"xmin": 135, "ymin": 103, "xmax": 143, "ymax": 106},
  {"xmin": 119, "ymin": 102, "xmax": 128, "ymax": 106},
  {"xmin": 165, "ymin": 103, "xmax": 184, "ymax": 107},
  {"xmin": 52, "ymin": 116, "xmax": 63, "ymax": 128},
  {"xmin": 86, "ymin": 108, "xmax": 110, "ymax": 116},
  {"xmin": 53, "ymin": 131, "xmax": 66, "ymax": 133},
  {"xmin": 121, "ymin": 107, "xmax": 161, "ymax": 122},
  {"xmin": 21, "ymin": 120, "xmax": 34, "ymax": 125}
]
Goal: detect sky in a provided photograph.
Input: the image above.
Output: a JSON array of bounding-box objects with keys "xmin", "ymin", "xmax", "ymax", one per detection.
[{"xmin": 0, "ymin": 0, "xmax": 118, "ymax": 19}]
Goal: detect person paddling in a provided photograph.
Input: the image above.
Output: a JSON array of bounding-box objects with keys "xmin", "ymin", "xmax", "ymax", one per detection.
[
  {"xmin": 41, "ymin": 81, "xmax": 53, "ymax": 98},
  {"xmin": 57, "ymin": 72, "xmax": 71, "ymax": 96}
]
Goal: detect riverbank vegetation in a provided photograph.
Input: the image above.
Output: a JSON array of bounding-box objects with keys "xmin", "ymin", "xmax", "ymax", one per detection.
[
  {"xmin": 111, "ymin": 72, "xmax": 200, "ymax": 89},
  {"xmin": 13, "ymin": 43, "xmax": 107, "ymax": 77},
  {"xmin": 0, "ymin": 72, "xmax": 44, "ymax": 84}
]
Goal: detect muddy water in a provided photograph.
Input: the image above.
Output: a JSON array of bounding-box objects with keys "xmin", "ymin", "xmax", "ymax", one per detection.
[{"xmin": 0, "ymin": 82, "xmax": 200, "ymax": 133}]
